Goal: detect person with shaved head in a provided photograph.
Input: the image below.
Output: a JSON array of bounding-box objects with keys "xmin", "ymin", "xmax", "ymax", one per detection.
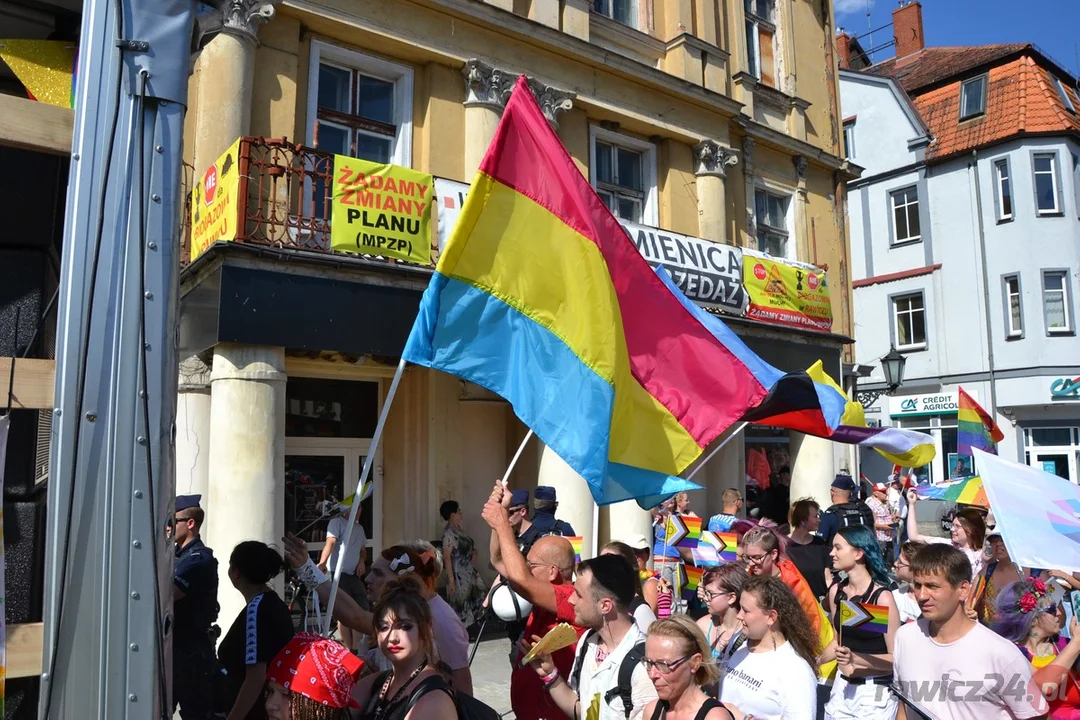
[{"xmin": 484, "ymin": 483, "xmax": 585, "ymax": 720}]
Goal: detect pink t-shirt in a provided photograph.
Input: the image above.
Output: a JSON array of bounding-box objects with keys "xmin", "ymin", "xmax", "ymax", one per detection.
[{"xmin": 893, "ymin": 618, "xmax": 1048, "ymax": 720}]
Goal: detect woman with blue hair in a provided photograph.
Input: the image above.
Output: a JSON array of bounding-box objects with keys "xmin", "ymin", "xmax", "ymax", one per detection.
[{"xmin": 823, "ymin": 525, "xmax": 901, "ymax": 720}]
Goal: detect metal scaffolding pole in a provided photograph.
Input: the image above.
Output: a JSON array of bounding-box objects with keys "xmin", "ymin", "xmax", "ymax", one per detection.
[{"xmin": 39, "ymin": 0, "xmax": 196, "ymax": 716}]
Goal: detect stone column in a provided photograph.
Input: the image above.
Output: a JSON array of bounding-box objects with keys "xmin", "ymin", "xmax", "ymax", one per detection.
[
  {"xmin": 793, "ymin": 155, "xmax": 810, "ymax": 261},
  {"xmin": 789, "ymin": 431, "xmax": 834, "ymax": 510},
  {"xmin": 538, "ymin": 445, "xmax": 597, "ymax": 558},
  {"xmin": 462, "ymin": 60, "xmax": 574, "ymax": 177},
  {"xmin": 205, "ymin": 343, "xmax": 286, "ymax": 625},
  {"xmin": 604, "ymin": 501, "xmax": 654, "ymax": 551},
  {"xmin": 741, "ymin": 137, "xmax": 757, "ymax": 248},
  {"xmin": 176, "ymin": 356, "xmax": 212, "ymax": 500},
  {"xmin": 693, "ymin": 140, "xmax": 739, "ymax": 243},
  {"xmin": 192, "ymin": 0, "xmax": 276, "ymax": 175}
]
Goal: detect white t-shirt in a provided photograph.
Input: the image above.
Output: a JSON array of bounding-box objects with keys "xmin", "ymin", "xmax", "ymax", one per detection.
[
  {"xmin": 894, "ymin": 586, "xmax": 922, "ymax": 624},
  {"xmin": 631, "ymin": 600, "xmax": 657, "ymax": 635},
  {"xmin": 325, "ymin": 516, "xmax": 366, "ymax": 575},
  {"xmin": 925, "ymin": 537, "xmax": 985, "ymax": 580},
  {"xmin": 893, "ymin": 618, "xmax": 1048, "ymax": 720},
  {"xmin": 570, "ymin": 625, "xmax": 657, "ymax": 720},
  {"xmin": 720, "ymin": 640, "xmax": 817, "ymax": 720}
]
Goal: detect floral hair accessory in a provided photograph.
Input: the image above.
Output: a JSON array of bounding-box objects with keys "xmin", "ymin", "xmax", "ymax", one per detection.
[{"xmin": 1015, "ymin": 576, "xmax": 1049, "ymax": 614}]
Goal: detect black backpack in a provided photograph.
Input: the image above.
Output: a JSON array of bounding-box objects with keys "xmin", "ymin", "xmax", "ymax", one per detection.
[
  {"xmin": 398, "ymin": 673, "xmax": 501, "ymax": 720},
  {"xmin": 568, "ymin": 630, "xmax": 646, "ymax": 719}
]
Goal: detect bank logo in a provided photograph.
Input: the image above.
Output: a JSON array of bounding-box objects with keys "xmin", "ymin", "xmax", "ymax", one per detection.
[{"xmin": 901, "ymin": 398, "xmax": 918, "ymax": 412}]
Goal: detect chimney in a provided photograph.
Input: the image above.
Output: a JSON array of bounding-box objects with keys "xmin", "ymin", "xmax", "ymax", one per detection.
[
  {"xmin": 836, "ymin": 30, "xmax": 854, "ymax": 69},
  {"xmin": 892, "ymin": 1, "xmax": 925, "ymax": 60}
]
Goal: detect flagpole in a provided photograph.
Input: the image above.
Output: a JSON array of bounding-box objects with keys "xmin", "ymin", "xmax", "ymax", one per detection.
[
  {"xmin": 685, "ymin": 422, "xmax": 748, "ymax": 482},
  {"xmin": 323, "ymin": 358, "xmax": 407, "ymax": 635},
  {"xmin": 500, "ymin": 429, "xmax": 534, "ymax": 487}
]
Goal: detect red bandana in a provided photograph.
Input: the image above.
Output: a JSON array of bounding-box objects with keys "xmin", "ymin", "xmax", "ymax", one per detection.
[{"xmin": 265, "ymin": 633, "xmax": 365, "ymax": 709}]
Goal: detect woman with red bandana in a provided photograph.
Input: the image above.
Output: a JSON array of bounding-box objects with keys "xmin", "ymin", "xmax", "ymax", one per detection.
[{"xmin": 264, "ymin": 633, "xmax": 364, "ymax": 720}]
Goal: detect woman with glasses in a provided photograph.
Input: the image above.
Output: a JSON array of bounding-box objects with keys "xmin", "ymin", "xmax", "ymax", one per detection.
[
  {"xmin": 822, "ymin": 526, "xmax": 900, "ymax": 720},
  {"xmin": 991, "ymin": 577, "xmax": 1080, "ymax": 719},
  {"xmin": 905, "ymin": 490, "xmax": 986, "ymax": 580},
  {"xmin": 721, "ymin": 575, "xmax": 819, "ymax": 719},
  {"xmin": 741, "ymin": 526, "xmax": 836, "ymax": 679},
  {"xmin": 695, "ymin": 564, "xmax": 749, "ymax": 690},
  {"xmin": 891, "ymin": 540, "xmax": 926, "ymax": 624},
  {"xmin": 642, "ymin": 616, "xmax": 734, "ymax": 720}
]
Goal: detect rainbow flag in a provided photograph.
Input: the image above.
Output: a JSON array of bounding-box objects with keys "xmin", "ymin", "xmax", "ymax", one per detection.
[
  {"xmin": 681, "ymin": 565, "xmax": 704, "ymax": 601},
  {"xmin": 665, "ymin": 515, "xmax": 702, "ymax": 549},
  {"xmin": 957, "ymin": 387, "xmax": 1003, "ymax": 456},
  {"xmin": 838, "ymin": 599, "xmax": 889, "ymax": 634},
  {"xmin": 402, "ymin": 76, "xmax": 772, "ymax": 504},
  {"xmin": 567, "ymin": 536, "xmax": 583, "ymax": 564},
  {"xmin": 701, "ymin": 531, "xmax": 738, "ymax": 562}
]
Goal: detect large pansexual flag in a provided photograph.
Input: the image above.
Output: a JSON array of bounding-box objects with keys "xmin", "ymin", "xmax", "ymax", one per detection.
[
  {"xmin": 957, "ymin": 387, "xmax": 1003, "ymax": 455},
  {"xmin": 403, "ymin": 76, "xmax": 770, "ymax": 504}
]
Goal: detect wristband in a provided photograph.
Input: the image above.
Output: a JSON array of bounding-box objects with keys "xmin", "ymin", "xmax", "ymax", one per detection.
[
  {"xmin": 296, "ymin": 558, "xmax": 329, "ymax": 589},
  {"xmin": 541, "ymin": 670, "xmax": 560, "ymax": 688}
]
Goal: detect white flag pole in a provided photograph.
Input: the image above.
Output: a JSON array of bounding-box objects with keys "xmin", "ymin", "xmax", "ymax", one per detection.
[
  {"xmin": 500, "ymin": 429, "xmax": 534, "ymax": 487},
  {"xmin": 323, "ymin": 358, "xmax": 407, "ymax": 635},
  {"xmin": 685, "ymin": 422, "xmax": 748, "ymax": 482}
]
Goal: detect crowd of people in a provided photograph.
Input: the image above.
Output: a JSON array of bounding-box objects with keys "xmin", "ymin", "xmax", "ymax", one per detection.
[{"xmin": 170, "ymin": 464, "xmax": 1080, "ymax": 720}]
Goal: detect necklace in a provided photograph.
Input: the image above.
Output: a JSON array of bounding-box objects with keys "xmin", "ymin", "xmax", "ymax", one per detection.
[{"xmin": 373, "ymin": 661, "xmax": 428, "ymax": 719}]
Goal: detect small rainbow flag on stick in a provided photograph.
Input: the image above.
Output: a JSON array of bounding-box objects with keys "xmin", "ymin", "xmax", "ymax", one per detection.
[
  {"xmin": 701, "ymin": 531, "xmax": 738, "ymax": 562},
  {"xmin": 838, "ymin": 599, "xmax": 889, "ymax": 634},
  {"xmin": 681, "ymin": 565, "xmax": 704, "ymax": 601},
  {"xmin": 691, "ymin": 544, "xmax": 721, "ymax": 567},
  {"xmin": 664, "ymin": 515, "xmax": 702, "ymax": 549},
  {"xmin": 957, "ymin": 387, "xmax": 1003, "ymax": 456},
  {"xmin": 567, "ymin": 536, "xmax": 583, "ymax": 564}
]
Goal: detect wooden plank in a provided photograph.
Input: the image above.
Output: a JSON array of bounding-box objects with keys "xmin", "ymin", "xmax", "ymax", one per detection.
[
  {"xmin": 0, "ymin": 94, "xmax": 74, "ymax": 156},
  {"xmin": 7, "ymin": 622, "xmax": 44, "ymax": 679},
  {"xmin": 0, "ymin": 357, "xmax": 55, "ymax": 410}
]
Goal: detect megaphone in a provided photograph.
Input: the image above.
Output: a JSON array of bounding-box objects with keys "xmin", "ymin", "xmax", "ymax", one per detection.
[{"xmin": 490, "ymin": 580, "xmax": 533, "ymax": 622}]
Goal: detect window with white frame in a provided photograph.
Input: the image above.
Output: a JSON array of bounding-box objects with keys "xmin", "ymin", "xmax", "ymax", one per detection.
[
  {"xmin": 959, "ymin": 75, "xmax": 987, "ymax": 120},
  {"xmin": 307, "ymin": 42, "xmax": 413, "ymax": 166},
  {"xmin": 1033, "ymin": 153, "xmax": 1061, "ymax": 214},
  {"xmin": 890, "ymin": 186, "xmax": 921, "ymax": 244},
  {"xmin": 1004, "ymin": 274, "xmax": 1023, "ymax": 338},
  {"xmin": 593, "ymin": 0, "xmax": 636, "ymax": 27},
  {"xmin": 745, "ymin": 0, "xmax": 777, "ymax": 88},
  {"xmin": 893, "ymin": 292, "xmax": 927, "ymax": 350},
  {"xmin": 1043, "ymin": 270, "xmax": 1072, "ymax": 334},
  {"xmin": 590, "ymin": 129, "xmax": 656, "ymax": 224},
  {"xmin": 993, "ymin": 158, "xmax": 1013, "ymax": 221},
  {"xmin": 1054, "ymin": 77, "xmax": 1077, "ymax": 113},
  {"xmin": 843, "ymin": 120, "xmax": 856, "ymax": 160},
  {"xmin": 754, "ymin": 187, "xmax": 789, "ymax": 257}
]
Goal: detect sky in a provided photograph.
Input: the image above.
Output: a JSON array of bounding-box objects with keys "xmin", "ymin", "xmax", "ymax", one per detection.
[{"xmin": 834, "ymin": 0, "xmax": 1080, "ymax": 77}]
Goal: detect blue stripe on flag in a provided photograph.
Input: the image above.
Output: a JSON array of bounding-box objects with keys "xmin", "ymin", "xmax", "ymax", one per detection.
[{"xmin": 403, "ymin": 272, "xmax": 614, "ymax": 493}]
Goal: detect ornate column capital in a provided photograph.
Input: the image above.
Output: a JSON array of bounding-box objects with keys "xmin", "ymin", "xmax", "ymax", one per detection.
[
  {"xmin": 693, "ymin": 140, "xmax": 739, "ymax": 179},
  {"xmin": 221, "ymin": 0, "xmax": 277, "ymax": 44},
  {"xmin": 462, "ymin": 59, "xmax": 575, "ymax": 129}
]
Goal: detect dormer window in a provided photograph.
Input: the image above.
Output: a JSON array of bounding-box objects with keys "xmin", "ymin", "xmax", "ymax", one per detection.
[
  {"xmin": 1053, "ymin": 77, "xmax": 1076, "ymax": 114},
  {"xmin": 959, "ymin": 75, "xmax": 987, "ymax": 121}
]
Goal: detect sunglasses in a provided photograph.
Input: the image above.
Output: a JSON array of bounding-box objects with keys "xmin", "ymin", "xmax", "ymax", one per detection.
[{"xmin": 642, "ymin": 654, "xmax": 693, "ymax": 674}]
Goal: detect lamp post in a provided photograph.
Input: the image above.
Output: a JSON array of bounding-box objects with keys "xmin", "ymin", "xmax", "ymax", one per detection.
[{"xmin": 856, "ymin": 345, "xmax": 907, "ymax": 408}]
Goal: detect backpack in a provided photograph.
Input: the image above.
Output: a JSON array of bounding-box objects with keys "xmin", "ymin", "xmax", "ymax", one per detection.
[
  {"xmin": 398, "ymin": 673, "xmax": 502, "ymax": 720},
  {"xmin": 568, "ymin": 630, "xmax": 646, "ymax": 720}
]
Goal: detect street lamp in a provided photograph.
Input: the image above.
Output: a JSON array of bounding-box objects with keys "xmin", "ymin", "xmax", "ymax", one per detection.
[
  {"xmin": 856, "ymin": 345, "xmax": 907, "ymax": 408},
  {"xmin": 879, "ymin": 344, "xmax": 907, "ymax": 392}
]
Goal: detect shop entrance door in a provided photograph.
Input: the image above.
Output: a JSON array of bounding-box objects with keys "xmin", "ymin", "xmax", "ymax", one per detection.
[
  {"xmin": 1029, "ymin": 449, "xmax": 1077, "ymax": 485},
  {"xmin": 284, "ymin": 438, "xmax": 381, "ymax": 558}
]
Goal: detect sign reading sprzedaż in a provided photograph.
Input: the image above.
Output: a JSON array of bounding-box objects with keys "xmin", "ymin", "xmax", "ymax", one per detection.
[{"xmin": 330, "ymin": 155, "xmax": 433, "ymax": 265}]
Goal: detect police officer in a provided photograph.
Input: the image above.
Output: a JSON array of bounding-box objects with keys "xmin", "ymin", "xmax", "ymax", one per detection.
[
  {"xmin": 173, "ymin": 494, "xmax": 219, "ymax": 720},
  {"xmin": 517, "ymin": 485, "xmax": 575, "ymax": 551}
]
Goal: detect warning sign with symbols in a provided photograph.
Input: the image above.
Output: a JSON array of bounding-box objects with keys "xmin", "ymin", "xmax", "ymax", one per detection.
[{"xmin": 742, "ymin": 249, "xmax": 833, "ymax": 332}]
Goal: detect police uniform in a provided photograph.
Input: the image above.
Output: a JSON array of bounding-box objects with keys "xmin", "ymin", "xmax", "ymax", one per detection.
[{"xmin": 173, "ymin": 495, "xmax": 219, "ymax": 720}]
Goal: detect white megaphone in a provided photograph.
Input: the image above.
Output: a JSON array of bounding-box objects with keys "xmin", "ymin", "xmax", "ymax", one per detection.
[{"xmin": 490, "ymin": 579, "xmax": 533, "ymax": 622}]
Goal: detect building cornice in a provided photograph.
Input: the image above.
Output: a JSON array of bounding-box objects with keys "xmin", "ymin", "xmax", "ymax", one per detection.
[
  {"xmin": 590, "ymin": 12, "xmax": 666, "ymax": 64},
  {"xmin": 733, "ymin": 115, "xmax": 848, "ymax": 173}
]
